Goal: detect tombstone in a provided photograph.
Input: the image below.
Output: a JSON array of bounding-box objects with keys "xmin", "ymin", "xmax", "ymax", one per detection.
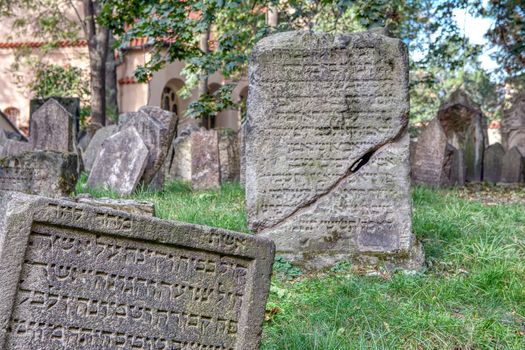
[
  {"xmin": 166, "ymin": 125, "xmax": 200, "ymax": 182},
  {"xmin": 449, "ymin": 145, "xmax": 466, "ymax": 186},
  {"xmin": 87, "ymin": 127, "xmax": 149, "ymax": 195},
  {"xmin": 500, "ymin": 146, "xmax": 525, "ymax": 183},
  {"xmin": 30, "ymin": 98, "xmax": 75, "ymax": 153},
  {"xmin": 246, "ymin": 31, "xmax": 422, "ymax": 270},
  {"xmin": 30, "ymin": 97, "xmax": 80, "ymax": 140},
  {"xmin": 0, "ymin": 192, "xmax": 275, "ymax": 350},
  {"xmin": 412, "ymin": 119, "xmax": 455, "ymax": 187},
  {"xmin": 74, "ymin": 194, "xmax": 156, "ymax": 216},
  {"xmin": 483, "ymin": 143, "xmax": 505, "ymax": 183},
  {"xmin": 192, "ymin": 128, "xmax": 220, "ymax": 190},
  {"xmin": 219, "ymin": 129, "xmax": 241, "ymax": 183},
  {"xmin": 119, "ymin": 107, "xmax": 178, "ymax": 185},
  {"xmin": 502, "ymin": 93, "xmax": 525, "ymax": 155},
  {"xmin": 437, "ymin": 90, "xmax": 487, "ymax": 182},
  {"xmin": 0, "ymin": 151, "xmax": 78, "ymax": 197},
  {"xmin": 83, "ymin": 125, "xmax": 118, "ymax": 172},
  {"xmin": 240, "ymin": 121, "xmax": 247, "ymax": 186}
]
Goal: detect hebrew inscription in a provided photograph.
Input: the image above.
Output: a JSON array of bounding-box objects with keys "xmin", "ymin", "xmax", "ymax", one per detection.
[
  {"xmin": 0, "ymin": 194, "xmax": 274, "ymax": 350},
  {"xmin": 246, "ymin": 31, "xmax": 420, "ymax": 270}
]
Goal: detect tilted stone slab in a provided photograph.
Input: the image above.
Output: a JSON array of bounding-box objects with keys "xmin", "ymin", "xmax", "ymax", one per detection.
[
  {"xmin": 192, "ymin": 129, "xmax": 220, "ymax": 190},
  {"xmin": 246, "ymin": 30, "xmax": 421, "ymax": 270},
  {"xmin": 30, "ymin": 98, "xmax": 75, "ymax": 153},
  {"xmin": 83, "ymin": 125, "xmax": 118, "ymax": 172},
  {"xmin": 87, "ymin": 127, "xmax": 149, "ymax": 195},
  {"xmin": 483, "ymin": 143, "xmax": 505, "ymax": 183},
  {"xmin": 0, "ymin": 192, "xmax": 275, "ymax": 350},
  {"xmin": 0, "ymin": 151, "xmax": 78, "ymax": 197}
]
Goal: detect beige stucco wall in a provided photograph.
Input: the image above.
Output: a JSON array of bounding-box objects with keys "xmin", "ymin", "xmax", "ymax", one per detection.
[{"xmin": 0, "ymin": 46, "xmax": 88, "ymax": 128}]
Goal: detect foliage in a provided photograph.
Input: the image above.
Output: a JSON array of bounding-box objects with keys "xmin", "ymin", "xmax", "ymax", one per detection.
[
  {"xmin": 485, "ymin": 0, "xmax": 525, "ymax": 76},
  {"xmin": 30, "ymin": 63, "xmax": 90, "ymax": 101},
  {"xmin": 78, "ymin": 180, "xmax": 525, "ymax": 349}
]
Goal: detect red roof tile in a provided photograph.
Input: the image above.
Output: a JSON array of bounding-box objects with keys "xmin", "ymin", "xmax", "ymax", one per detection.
[{"xmin": 0, "ymin": 40, "xmax": 88, "ymax": 49}]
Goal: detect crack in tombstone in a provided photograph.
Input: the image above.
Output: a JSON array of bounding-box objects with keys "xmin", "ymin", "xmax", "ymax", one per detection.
[{"xmin": 258, "ymin": 126, "xmax": 407, "ymax": 234}]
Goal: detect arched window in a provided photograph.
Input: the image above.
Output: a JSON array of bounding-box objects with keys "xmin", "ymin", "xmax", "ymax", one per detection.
[{"xmin": 161, "ymin": 79, "xmax": 185, "ymax": 115}]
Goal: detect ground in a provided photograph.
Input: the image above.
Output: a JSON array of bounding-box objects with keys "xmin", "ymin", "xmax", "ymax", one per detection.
[{"xmin": 77, "ymin": 178, "xmax": 525, "ymax": 350}]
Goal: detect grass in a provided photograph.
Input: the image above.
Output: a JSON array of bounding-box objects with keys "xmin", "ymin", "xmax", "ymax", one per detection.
[{"xmin": 77, "ymin": 178, "xmax": 525, "ymax": 349}]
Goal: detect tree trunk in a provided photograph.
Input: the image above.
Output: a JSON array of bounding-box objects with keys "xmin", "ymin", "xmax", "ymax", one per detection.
[
  {"xmin": 198, "ymin": 26, "xmax": 210, "ymax": 129},
  {"xmin": 84, "ymin": 0, "xmax": 108, "ymax": 129},
  {"xmin": 105, "ymin": 33, "xmax": 119, "ymax": 123}
]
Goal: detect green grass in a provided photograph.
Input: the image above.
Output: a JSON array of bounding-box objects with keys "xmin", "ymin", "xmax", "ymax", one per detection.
[{"xmin": 77, "ymin": 179, "xmax": 525, "ymax": 349}]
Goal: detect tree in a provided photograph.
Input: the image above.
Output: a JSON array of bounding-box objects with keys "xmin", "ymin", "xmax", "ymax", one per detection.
[{"xmin": 0, "ymin": 0, "xmax": 116, "ymax": 128}]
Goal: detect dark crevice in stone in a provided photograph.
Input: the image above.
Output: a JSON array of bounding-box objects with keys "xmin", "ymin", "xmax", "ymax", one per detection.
[{"xmin": 350, "ymin": 148, "xmax": 376, "ymax": 173}]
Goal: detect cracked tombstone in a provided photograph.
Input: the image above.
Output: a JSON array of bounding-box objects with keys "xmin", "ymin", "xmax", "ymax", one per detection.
[
  {"xmin": 437, "ymin": 90, "xmax": 487, "ymax": 182},
  {"xmin": 87, "ymin": 127, "xmax": 149, "ymax": 195},
  {"xmin": 500, "ymin": 146, "xmax": 525, "ymax": 183},
  {"xmin": 30, "ymin": 98, "xmax": 75, "ymax": 153},
  {"xmin": 0, "ymin": 151, "xmax": 78, "ymax": 197},
  {"xmin": 191, "ymin": 128, "xmax": 221, "ymax": 190},
  {"xmin": 246, "ymin": 30, "xmax": 423, "ymax": 271},
  {"xmin": 502, "ymin": 93, "xmax": 525, "ymax": 155},
  {"xmin": 0, "ymin": 192, "xmax": 275, "ymax": 350},
  {"xmin": 412, "ymin": 119, "xmax": 455, "ymax": 187},
  {"xmin": 483, "ymin": 143, "xmax": 505, "ymax": 183}
]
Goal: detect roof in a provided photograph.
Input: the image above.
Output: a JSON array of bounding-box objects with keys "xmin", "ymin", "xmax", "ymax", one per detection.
[{"xmin": 0, "ymin": 40, "xmax": 88, "ymax": 49}]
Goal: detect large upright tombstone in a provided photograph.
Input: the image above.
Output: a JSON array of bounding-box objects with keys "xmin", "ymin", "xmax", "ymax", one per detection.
[
  {"xmin": 82, "ymin": 124, "xmax": 118, "ymax": 172},
  {"xmin": 0, "ymin": 151, "xmax": 78, "ymax": 197},
  {"xmin": 0, "ymin": 192, "xmax": 275, "ymax": 350},
  {"xmin": 437, "ymin": 90, "xmax": 486, "ymax": 182},
  {"xmin": 500, "ymin": 146, "xmax": 525, "ymax": 183},
  {"xmin": 412, "ymin": 118, "xmax": 455, "ymax": 187},
  {"xmin": 30, "ymin": 97, "xmax": 80, "ymax": 138},
  {"xmin": 192, "ymin": 128, "xmax": 221, "ymax": 190},
  {"xmin": 502, "ymin": 93, "xmax": 525, "ymax": 155},
  {"xmin": 246, "ymin": 31, "xmax": 422, "ymax": 270},
  {"xmin": 30, "ymin": 98, "xmax": 75, "ymax": 153},
  {"xmin": 87, "ymin": 127, "xmax": 149, "ymax": 195},
  {"xmin": 483, "ymin": 143, "xmax": 505, "ymax": 183}
]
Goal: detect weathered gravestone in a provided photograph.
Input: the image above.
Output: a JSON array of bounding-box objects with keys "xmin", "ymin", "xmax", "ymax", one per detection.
[
  {"xmin": 239, "ymin": 121, "xmax": 247, "ymax": 186},
  {"xmin": 119, "ymin": 107, "xmax": 178, "ymax": 185},
  {"xmin": 30, "ymin": 99, "xmax": 75, "ymax": 153},
  {"xmin": 167, "ymin": 125, "xmax": 199, "ymax": 182},
  {"xmin": 0, "ymin": 192, "xmax": 275, "ymax": 350},
  {"xmin": 30, "ymin": 97, "xmax": 80, "ymax": 138},
  {"xmin": 483, "ymin": 143, "xmax": 505, "ymax": 183},
  {"xmin": 502, "ymin": 93, "xmax": 525, "ymax": 155},
  {"xmin": 412, "ymin": 119, "xmax": 455, "ymax": 187},
  {"xmin": 246, "ymin": 31, "xmax": 422, "ymax": 270},
  {"xmin": 0, "ymin": 151, "xmax": 78, "ymax": 197},
  {"xmin": 437, "ymin": 90, "xmax": 487, "ymax": 182},
  {"xmin": 87, "ymin": 127, "xmax": 149, "ymax": 195},
  {"xmin": 0, "ymin": 130, "xmax": 32, "ymax": 157},
  {"xmin": 219, "ymin": 129, "xmax": 241, "ymax": 183},
  {"xmin": 449, "ymin": 145, "xmax": 466, "ymax": 186},
  {"xmin": 83, "ymin": 125, "xmax": 118, "ymax": 172},
  {"xmin": 74, "ymin": 194, "xmax": 156, "ymax": 217},
  {"xmin": 192, "ymin": 128, "xmax": 221, "ymax": 190},
  {"xmin": 500, "ymin": 146, "xmax": 525, "ymax": 183}
]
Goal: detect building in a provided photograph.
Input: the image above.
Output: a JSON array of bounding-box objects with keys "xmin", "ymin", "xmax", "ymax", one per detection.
[{"xmin": 0, "ymin": 5, "xmax": 248, "ymax": 135}]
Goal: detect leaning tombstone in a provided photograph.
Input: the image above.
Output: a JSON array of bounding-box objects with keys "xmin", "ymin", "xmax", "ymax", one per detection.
[
  {"xmin": 192, "ymin": 128, "xmax": 221, "ymax": 190},
  {"xmin": 219, "ymin": 129, "xmax": 241, "ymax": 183},
  {"xmin": 0, "ymin": 192, "xmax": 275, "ymax": 350},
  {"xmin": 82, "ymin": 124, "xmax": 118, "ymax": 172},
  {"xmin": 30, "ymin": 98, "xmax": 75, "ymax": 152},
  {"xmin": 412, "ymin": 119, "xmax": 454, "ymax": 187},
  {"xmin": 30, "ymin": 96, "xmax": 80, "ymax": 138},
  {"xmin": 437, "ymin": 90, "xmax": 487, "ymax": 182},
  {"xmin": 483, "ymin": 143, "xmax": 505, "ymax": 183},
  {"xmin": 87, "ymin": 127, "xmax": 149, "ymax": 195},
  {"xmin": 246, "ymin": 30, "xmax": 422, "ymax": 270},
  {"xmin": 500, "ymin": 146, "xmax": 525, "ymax": 183},
  {"xmin": 119, "ymin": 107, "xmax": 178, "ymax": 185},
  {"xmin": 0, "ymin": 151, "xmax": 78, "ymax": 197}
]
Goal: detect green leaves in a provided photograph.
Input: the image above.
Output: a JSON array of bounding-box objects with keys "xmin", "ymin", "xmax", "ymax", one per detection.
[{"xmin": 30, "ymin": 63, "xmax": 90, "ymax": 101}]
